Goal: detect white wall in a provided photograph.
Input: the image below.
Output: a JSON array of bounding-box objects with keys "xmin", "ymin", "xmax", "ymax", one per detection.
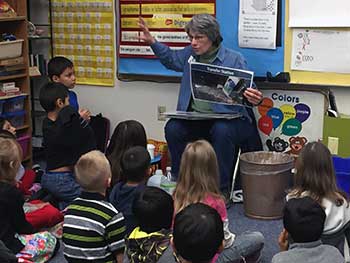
[
  {"xmin": 75, "ymin": 81, "xmax": 350, "ymax": 141},
  {"xmin": 74, "ymin": 80, "xmax": 180, "ymax": 141}
]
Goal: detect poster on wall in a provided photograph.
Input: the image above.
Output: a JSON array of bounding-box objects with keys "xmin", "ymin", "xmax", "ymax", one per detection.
[
  {"xmin": 51, "ymin": 0, "xmax": 115, "ymax": 86},
  {"xmin": 119, "ymin": 0, "xmax": 216, "ymax": 58},
  {"xmin": 254, "ymin": 89, "xmax": 325, "ymax": 157},
  {"xmin": 238, "ymin": 0, "xmax": 278, "ymax": 49},
  {"xmin": 291, "ymin": 29, "xmax": 350, "ymax": 74}
]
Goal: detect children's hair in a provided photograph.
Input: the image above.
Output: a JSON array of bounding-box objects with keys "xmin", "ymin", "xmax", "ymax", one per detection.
[
  {"xmin": 290, "ymin": 141, "xmax": 348, "ymax": 206},
  {"xmin": 0, "ymin": 137, "xmax": 22, "ymax": 185},
  {"xmin": 132, "ymin": 186, "xmax": 174, "ymax": 233},
  {"xmin": 121, "ymin": 146, "xmax": 150, "ymax": 183},
  {"xmin": 173, "ymin": 140, "xmax": 221, "ymax": 213},
  {"xmin": 106, "ymin": 120, "xmax": 147, "ymax": 185},
  {"xmin": 75, "ymin": 150, "xmax": 111, "ymax": 192},
  {"xmin": 48, "ymin": 56, "xmax": 74, "ymax": 81},
  {"xmin": 283, "ymin": 196, "xmax": 326, "ymax": 243},
  {"xmin": 173, "ymin": 203, "xmax": 224, "ymax": 263},
  {"xmin": 39, "ymin": 82, "xmax": 69, "ymax": 112}
]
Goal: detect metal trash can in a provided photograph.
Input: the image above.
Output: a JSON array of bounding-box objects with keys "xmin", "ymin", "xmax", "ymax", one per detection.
[{"xmin": 240, "ymin": 151, "xmax": 294, "ymax": 219}]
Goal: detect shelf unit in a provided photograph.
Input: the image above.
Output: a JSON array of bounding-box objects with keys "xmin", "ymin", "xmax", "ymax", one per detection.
[
  {"xmin": 0, "ymin": 0, "xmax": 32, "ymax": 166},
  {"xmin": 27, "ymin": 0, "xmax": 53, "ymax": 154}
]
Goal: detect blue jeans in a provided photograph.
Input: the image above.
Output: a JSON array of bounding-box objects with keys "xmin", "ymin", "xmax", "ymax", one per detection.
[
  {"xmin": 217, "ymin": 231, "xmax": 265, "ymax": 263},
  {"xmin": 165, "ymin": 117, "xmax": 262, "ymax": 190},
  {"xmin": 41, "ymin": 171, "xmax": 81, "ymax": 210}
]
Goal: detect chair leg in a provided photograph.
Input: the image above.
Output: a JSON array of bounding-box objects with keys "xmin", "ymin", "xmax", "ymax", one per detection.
[{"xmin": 230, "ymin": 148, "xmax": 241, "ymax": 202}]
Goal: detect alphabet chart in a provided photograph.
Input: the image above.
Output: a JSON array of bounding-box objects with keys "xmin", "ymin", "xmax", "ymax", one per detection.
[
  {"xmin": 51, "ymin": 0, "xmax": 115, "ymax": 86},
  {"xmin": 254, "ymin": 89, "xmax": 325, "ymax": 157}
]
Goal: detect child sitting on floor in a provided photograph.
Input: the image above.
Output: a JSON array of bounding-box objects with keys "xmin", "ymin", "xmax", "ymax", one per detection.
[
  {"xmin": 272, "ymin": 196, "xmax": 344, "ymax": 263},
  {"xmin": 63, "ymin": 150, "xmax": 126, "ymax": 263},
  {"xmin": 109, "ymin": 146, "xmax": 151, "ymax": 236},
  {"xmin": 173, "ymin": 140, "xmax": 264, "ymax": 263},
  {"xmin": 172, "ymin": 203, "xmax": 225, "ymax": 263},
  {"xmin": 0, "ymin": 118, "xmax": 40, "ymax": 196},
  {"xmin": 39, "ymin": 82, "xmax": 96, "ymax": 209},
  {"xmin": 124, "ymin": 186, "xmax": 174, "ymax": 263},
  {"xmin": 287, "ymin": 141, "xmax": 350, "ymax": 254},
  {"xmin": 106, "ymin": 120, "xmax": 147, "ymax": 187},
  {"xmin": 0, "ymin": 137, "xmax": 57, "ymax": 262}
]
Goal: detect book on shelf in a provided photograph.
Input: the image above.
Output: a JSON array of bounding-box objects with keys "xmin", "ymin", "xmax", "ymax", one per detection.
[
  {"xmin": 0, "ymin": 81, "xmax": 15, "ymax": 91},
  {"xmin": 0, "ymin": 87, "xmax": 21, "ymax": 97}
]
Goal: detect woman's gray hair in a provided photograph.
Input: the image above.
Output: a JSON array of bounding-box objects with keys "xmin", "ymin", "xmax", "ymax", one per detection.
[{"xmin": 185, "ymin": 14, "xmax": 223, "ymax": 46}]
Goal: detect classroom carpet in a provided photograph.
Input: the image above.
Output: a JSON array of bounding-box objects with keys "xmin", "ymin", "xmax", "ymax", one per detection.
[{"xmin": 49, "ymin": 202, "xmax": 282, "ymax": 263}]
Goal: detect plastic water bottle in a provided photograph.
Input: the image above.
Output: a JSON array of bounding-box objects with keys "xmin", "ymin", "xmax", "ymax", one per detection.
[
  {"xmin": 161, "ymin": 167, "xmax": 176, "ymax": 195},
  {"xmin": 147, "ymin": 169, "xmax": 163, "ymax": 188},
  {"xmin": 166, "ymin": 166, "xmax": 172, "ymax": 181}
]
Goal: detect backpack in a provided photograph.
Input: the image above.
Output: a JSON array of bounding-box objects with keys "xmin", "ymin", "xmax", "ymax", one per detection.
[{"xmin": 90, "ymin": 114, "xmax": 110, "ymax": 153}]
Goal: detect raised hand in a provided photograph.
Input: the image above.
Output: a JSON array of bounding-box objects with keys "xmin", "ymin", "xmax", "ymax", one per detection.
[{"xmin": 138, "ymin": 17, "xmax": 155, "ymax": 45}]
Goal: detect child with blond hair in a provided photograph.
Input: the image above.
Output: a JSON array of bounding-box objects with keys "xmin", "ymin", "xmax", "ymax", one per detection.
[
  {"xmin": 63, "ymin": 150, "xmax": 126, "ymax": 263},
  {"xmin": 0, "ymin": 137, "xmax": 57, "ymax": 262},
  {"xmin": 173, "ymin": 140, "xmax": 264, "ymax": 263}
]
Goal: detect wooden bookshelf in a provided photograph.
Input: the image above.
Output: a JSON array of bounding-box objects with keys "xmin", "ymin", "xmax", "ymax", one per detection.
[{"xmin": 0, "ymin": 0, "xmax": 32, "ymax": 167}]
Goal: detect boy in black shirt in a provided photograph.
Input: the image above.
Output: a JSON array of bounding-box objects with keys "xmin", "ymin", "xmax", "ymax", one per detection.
[{"xmin": 39, "ymin": 82, "xmax": 96, "ymax": 209}]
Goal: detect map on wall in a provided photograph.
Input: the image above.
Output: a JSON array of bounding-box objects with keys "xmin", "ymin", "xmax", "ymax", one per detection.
[
  {"xmin": 119, "ymin": 0, "xmax": 216, "ymax": 58},
  {"xmin": 254, "ymin": 89, "xmax": 326, "ymax": 157}
]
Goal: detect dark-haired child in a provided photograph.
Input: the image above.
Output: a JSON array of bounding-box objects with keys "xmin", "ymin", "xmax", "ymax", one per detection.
[
  {"xmin": 287, "ymin": 142, "xmax": 350, "ymax": 252},
  {"xmin": 48, "ymin": 56, "xmax": 90, "ymax": 120},
  {"xmin": 124, "ymin": 186, "xmax": 174, "ymax": 263},
  {"xmin": 109, "ymin": 146, "xmax": 151, "ymax": 235},
  {"xmin": 39, "ymin": 82, "xmax": 96, "ymax": 209},
  {"xmin": 173, "ymin": 203, "xmax": 225, "ymax": 263},
  {"xmin": 272, "ymin": 197, "xmax": 344, "ymax": 263},
  {"xmin": 106, "ymin": 120, "xmax": 147, "ymax": 186}
]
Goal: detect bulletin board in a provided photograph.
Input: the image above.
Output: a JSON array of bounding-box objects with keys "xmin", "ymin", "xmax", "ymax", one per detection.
[
  {"xmin": 117, "ymin": 0, "xmax": 285, "ymax": 78},
  {"xmin": 51, "ymin": 0, "xmax": 115, "ymax": 86},
  {"xmin": 284, "ymin": 0, "xmax": 350, "ymax": 86}
]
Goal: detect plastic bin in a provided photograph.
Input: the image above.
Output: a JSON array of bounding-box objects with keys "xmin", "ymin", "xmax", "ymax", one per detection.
[
  {"xmin": 3, "ymin": 95, "xmax": 26, "ymax": 113},
  {"xmin": 0, "ymin": 40, "xmax": 24, "ymax": 60},
  {"xmin": 17, "ymin": 135, "xmax": 31, "ymax": 158},
  {"xmin": 3, "ymin": 110, "xmax": 25, "ymax": 128},
  {"xmin": 332, "ymin": 156, "xmax": 350, "ymax": 196},
  {"xmin": 240, "ymin": 151, "xmax": 294, "ymax": 219}
]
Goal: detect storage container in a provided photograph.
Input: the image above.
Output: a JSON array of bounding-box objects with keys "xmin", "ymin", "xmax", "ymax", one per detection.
[
  {"xmin": 17, "ymin": 135, "xmax": 31, "ymax": 158},
  {"xmin": 240, "ymin": 151, "xmax": 294, "ymax": 219},
  {"xmin": 332, "ymin": 156, "xmax": 350, "ymax": 196},
  {"xmin": 3, "ymin": 110, "xmax": 25, "ymax": 127},
  {"xmin": 3, "ymin": 95, "xmax": 26, "ymax": 113},
  {"xmin": 0, "ymin": 40, "xmax": 24, "ymax": 60}
]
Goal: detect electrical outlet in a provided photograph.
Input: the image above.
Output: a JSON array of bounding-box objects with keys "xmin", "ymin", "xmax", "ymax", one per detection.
[
  {"xmin": 328, "ymin": 137, "xmax": 339, "ymax": 155},
  {"xmin": 157, "ymin": 105, "xmax": 166, "ymax": 121}
]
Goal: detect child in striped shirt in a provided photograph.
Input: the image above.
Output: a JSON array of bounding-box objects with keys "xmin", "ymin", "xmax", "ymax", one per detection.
[{"xmin": 63, "ymin": 150, "xmax": 126, "ymax": 263}]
